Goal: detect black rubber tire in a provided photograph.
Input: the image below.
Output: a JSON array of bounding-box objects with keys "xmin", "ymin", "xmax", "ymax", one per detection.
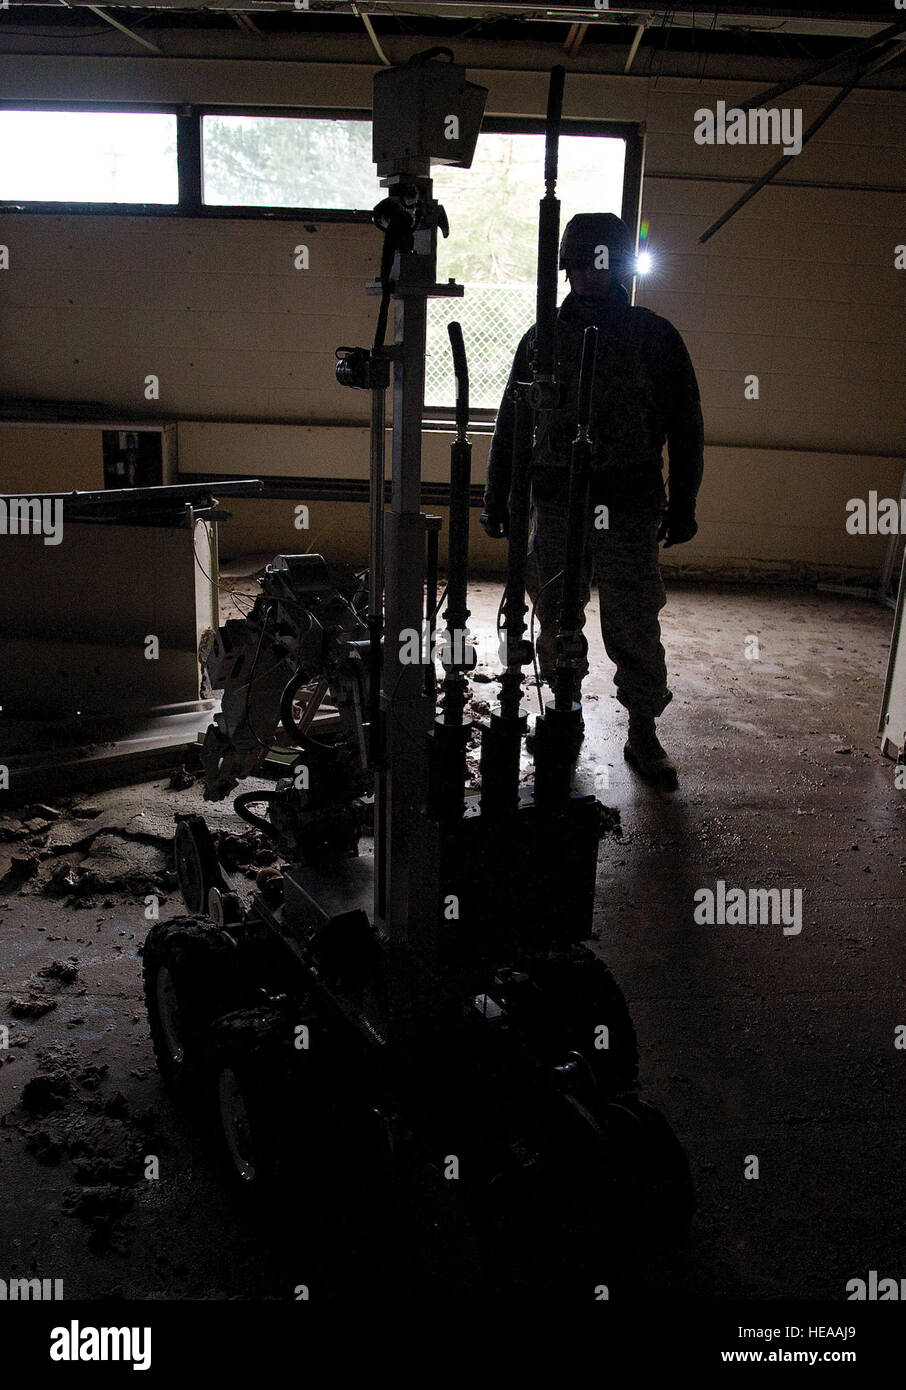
[
  {"xmin": 174, "ymin": 816, "xmax": 224, "ymax": 915},
  {"xmin": 209, "ymin": 1006, "xmax": 329, "ymax": 1201},
  {"xmin": 600, "ymin": 1094, "xmax": 696, "ymax": 1246},
  {"xmin": 480, "ymin": 1095, "xmax": 693, "ymax": 1296},
  {"xmin": 517, "ymin": 946, "xmax": 640, "ymax": 1099},
  {"xmin": 143, "ymin": 915, "xmax": 246, "ymax": 1096}
]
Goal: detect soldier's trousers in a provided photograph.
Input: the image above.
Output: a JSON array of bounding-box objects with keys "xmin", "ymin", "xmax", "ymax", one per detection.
[{"xmin": 525, "ymin": 497, "xmax": 673, "ymax": 718}]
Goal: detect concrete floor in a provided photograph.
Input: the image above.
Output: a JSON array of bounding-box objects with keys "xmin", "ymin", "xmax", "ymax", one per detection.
[{"xmin": 1, "ymin": 581, "xmax": 904, "ymax": 1300}]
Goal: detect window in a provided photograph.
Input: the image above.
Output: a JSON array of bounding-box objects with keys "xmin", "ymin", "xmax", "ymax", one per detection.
[
  {"xmin": 201, "ymin": 113, "xmax": 382, "ymax": 210},
  {"xmin": 427, "ymin": 127, "xmax": 628, "ymax": 411},
  {"xmin": 0, "ymin": 109, "xmax": 178, "ymax": 204},
  {"xmin": 0, "ymin": 108, "xmax": 637, "ymax": 417}
]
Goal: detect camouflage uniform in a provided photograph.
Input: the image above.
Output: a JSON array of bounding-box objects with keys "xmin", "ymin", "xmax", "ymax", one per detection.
[{"xmin": 485, "ymin": 284, "xmax": 704, "ymax": 716}]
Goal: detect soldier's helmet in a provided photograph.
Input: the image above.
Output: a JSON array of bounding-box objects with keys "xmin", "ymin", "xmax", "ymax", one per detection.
[{"xmin": 559, "ymin": 212, "xmax": 635, "ymax": 274}]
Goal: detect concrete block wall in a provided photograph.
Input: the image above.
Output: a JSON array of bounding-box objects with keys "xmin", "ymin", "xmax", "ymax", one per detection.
[{"xmin": 0, "ymin": 52, "xmax": 903, "ymax": 582}]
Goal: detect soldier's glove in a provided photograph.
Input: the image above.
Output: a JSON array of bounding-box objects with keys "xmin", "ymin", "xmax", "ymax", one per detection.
[
  {"xmin": 480, "ymin": 505, "xmax": 509, "ymax": 539},
  {"xmin": 657, "ymin": 505, "xmax": 698, "ymax": 548}
]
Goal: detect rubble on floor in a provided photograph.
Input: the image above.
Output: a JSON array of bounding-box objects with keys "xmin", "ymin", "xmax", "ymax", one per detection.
[{"xmin": 13, "ymin": 1041, "xmax": 158, "ymax": 1252}]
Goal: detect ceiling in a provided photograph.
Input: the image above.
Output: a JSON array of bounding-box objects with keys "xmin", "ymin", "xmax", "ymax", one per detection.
[{"xmin": 2, "ymin": 3, "xmax": 905, "ymax": 88}]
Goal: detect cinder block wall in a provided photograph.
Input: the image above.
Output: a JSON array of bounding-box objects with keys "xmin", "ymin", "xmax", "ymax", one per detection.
[{"xmin": 0, "ymin": 52, "xmax": 903, "ymax": 582}]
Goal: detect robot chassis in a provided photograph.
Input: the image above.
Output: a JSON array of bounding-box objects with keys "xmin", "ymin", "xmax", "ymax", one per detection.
[{"xmin": 144, "ymin": 53, "xmax": 692, "ymax": 1292}]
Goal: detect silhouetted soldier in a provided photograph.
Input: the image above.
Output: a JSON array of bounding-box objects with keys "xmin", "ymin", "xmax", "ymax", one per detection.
[{"xmin": 482, "ymin": 212, "xmax": 704, "ymax": 787}]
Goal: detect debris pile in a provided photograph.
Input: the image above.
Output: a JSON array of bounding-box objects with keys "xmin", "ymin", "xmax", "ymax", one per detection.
[
  {"xmin": 0, "ymin": 804, "xmax": 63, "ymax": 841},
  {"xmin": 8, "ymin": 959, "xmax": 80, "ymax": 1019},
  {"xmin": 7, "ymin": 852, "xmax": 40, "ymax": 881},
  {"xmin": 15, "ymin": 1043, "xmax": 158, "ymax": 1253},
  {"xmin": 167, "ymin": 767, "xmax": 197, "ymax": 791},
  {"xmin": 211, "ymin": 827, "xmax": 279, "ymax": 876}
]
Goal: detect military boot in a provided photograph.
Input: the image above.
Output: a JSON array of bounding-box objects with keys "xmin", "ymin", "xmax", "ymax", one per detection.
[{"xmin": 624, "ymin": 714, "xmax": 678, "ymax": 788}]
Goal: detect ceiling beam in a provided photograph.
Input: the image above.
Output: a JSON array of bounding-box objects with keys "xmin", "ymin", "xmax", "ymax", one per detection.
[
  {"xmin": 563, "ymin": 21, "xmax": 587, "ymax": 60},
  {"xmin": 83, "ymin": 5, "xmax": 163, "ymax": 53},
  {"xmin": 232, "ymin": 12, "xmax": 263, "ymax": 33},
  {"xmin": 736, "ymin": 15, "xmax": 906, "ymax": 111},
  {"xmin": 624, "ymin": 21, "xmax": 646, "ymax": 74},
  {"xmin": 352, "ymin": 4, "xmax": 391, "ymax": 66},
  {"xmin": 699, "ymin": 38, "xmax": 905, "ymax": 244}
]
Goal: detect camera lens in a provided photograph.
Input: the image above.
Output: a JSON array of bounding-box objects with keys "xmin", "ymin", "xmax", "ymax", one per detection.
[{"xmin": 335, "ymin": 348, "xmax": 369, "ymax": 389}]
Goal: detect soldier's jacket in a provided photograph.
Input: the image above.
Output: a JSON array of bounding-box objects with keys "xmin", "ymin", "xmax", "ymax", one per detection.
[{"xmin": 485, "ymin": 284, "xmax": 704, "ymax": 515}]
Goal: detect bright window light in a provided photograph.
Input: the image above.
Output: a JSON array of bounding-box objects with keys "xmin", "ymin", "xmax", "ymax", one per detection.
[
  {"xmin": 0, "ymin": 110, "xmax": 179, "ymax": 203},
  {"xmin": 427, "ymin": 130, "xmax": 627, "ymax": 409}
]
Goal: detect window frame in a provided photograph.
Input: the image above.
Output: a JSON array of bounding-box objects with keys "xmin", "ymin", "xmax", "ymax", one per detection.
[
  {"xmin": 197, "ymin": 106, "xmax": 379, "ymax": 217},
  {"xmin": 0, "ymin": 102, "xmax": 644, "ymax": 233},
  {"xmin": 0, "ymin": 101, "xmax": 374, "ymax": 219},
  {"xmin": 0, "ymin": 99, "xmax": 186, "ymax": 214}
]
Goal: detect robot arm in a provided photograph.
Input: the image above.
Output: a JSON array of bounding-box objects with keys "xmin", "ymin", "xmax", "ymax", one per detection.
[{"xmin": 200, "ymin": 555, "xmax": 373, "ymax": 857}]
